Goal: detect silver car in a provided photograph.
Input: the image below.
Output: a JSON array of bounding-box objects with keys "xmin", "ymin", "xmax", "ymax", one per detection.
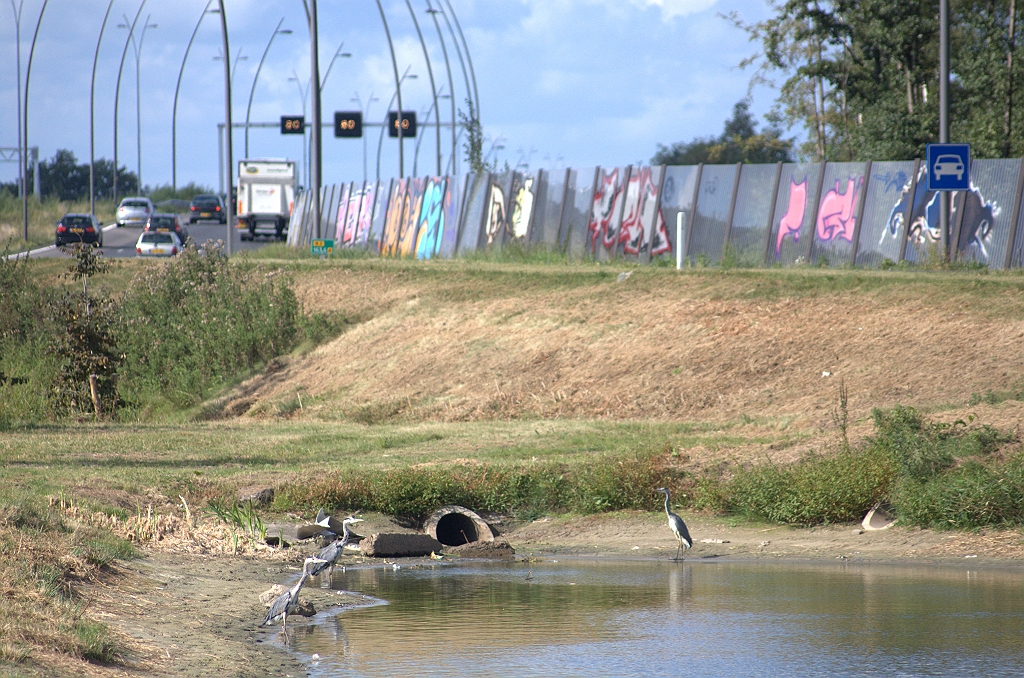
[
  {"xmin": 116, "ymin": 196, "xmax": 154, "ymax": 227},
  {"xmin": 135, "ymin": 231, "xmax": 182, "ymax": 257}
]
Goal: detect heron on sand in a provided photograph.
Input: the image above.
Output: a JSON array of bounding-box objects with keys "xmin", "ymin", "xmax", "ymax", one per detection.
[
  {"xmin": 261, "ymin": 556, "xmax": 326, "ymax": 632},
  {"xmin": 309, "ymin": 516, "xmax": 363, "ymax": 577},
  {"xmin": 654, "ymin": 487, "xmax": 692, "ymax": 560}
]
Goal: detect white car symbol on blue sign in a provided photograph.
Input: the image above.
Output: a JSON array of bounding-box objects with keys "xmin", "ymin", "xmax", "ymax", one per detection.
[{"xmin": 927, "ymin": 143, "xmax": 970, "ymax": 191}]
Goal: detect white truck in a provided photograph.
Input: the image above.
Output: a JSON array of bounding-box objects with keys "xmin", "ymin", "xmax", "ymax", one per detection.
[{"xmin": 236, "ymin": 159, "xmax": 296, "ymax": 241}]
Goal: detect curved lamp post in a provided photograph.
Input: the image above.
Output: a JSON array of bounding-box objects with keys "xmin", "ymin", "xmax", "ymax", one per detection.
[
  {"xmin": 90, "ymin": 0, "xmax": 116, "ymax": 216},
  {"xmin": 113, "ymin": 1, "xmax": 146, "ymax": 205},
  {"xmin": 172, "ymin": 0, "xmax": 216, "ymax": 191},
  {"xmin": 245, "ymin": 18, "xmax": 292, "ymax": 159},
  {"xmin": 320, "ymin": 42, "xmax": 351, "ymax": 93},
  {"xmin": 288, "ymin": 72, "xmax": 311, "ymax": 188},
  {"xmin": 11, "ymin": 0, "xmax": 23, "ymax": 210},
  {"xmin": 376, "ymin": 69, "xmax": 416, "ymax": 182},
  {"xmin": 405, "ymin": 0, "xmax": 441, "ymax": 177},
  {"xmin": 21, "ymin": 0, "xmax": 48, "ymax": 240},
  {"xmin": 216, "ymin": 0, "xmax": 234, "ymax": 255},
  {"xmin": 120, "ymin": 14, "xmax": 158, "ymax": 194},
  {"xmin": 426, "ymin": 1, "xmax": 457, "ymax": 176},
  {"xmin": 352, "ymin": 92, "xmax": 379, "ymax": 183},
  {"xmin": 375, "ymin": 0, "xmax": 405, "ymax": 180},
  {"xmin": 414, "ymin": 91, "xmax": 449, "ymax": 177},
  {"xmin": 444, "ymin": 0, "xmax": 479, "ymax": 119}
]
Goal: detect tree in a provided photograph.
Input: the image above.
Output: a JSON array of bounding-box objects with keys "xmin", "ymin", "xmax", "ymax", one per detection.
[
  {"xmin": 23, "ymin": 149, "xmax": 138, "ymax": 201},
  {"xmin": 652, "ymin": 100, "xmax": 793, "ymax": 165}
]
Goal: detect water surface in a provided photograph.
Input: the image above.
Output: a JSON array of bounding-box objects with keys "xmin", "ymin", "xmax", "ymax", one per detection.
[{"xmin": 283, "ymin": 560, "xmax": 1024, "ymax": 677}]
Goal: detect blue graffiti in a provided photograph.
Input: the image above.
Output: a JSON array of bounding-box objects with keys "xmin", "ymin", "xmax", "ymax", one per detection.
[{"xmin": 415, "ymin": 177, "xmax": 447, "ymax": 259}]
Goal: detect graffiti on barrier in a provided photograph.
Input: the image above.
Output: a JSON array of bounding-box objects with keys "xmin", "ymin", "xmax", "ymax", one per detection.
[
  {"xmin": 589, "ymin": 168, "xmax": 624, "ymax": 253},
  {"xmin": 775, "ymin": 178, "xmax": 808, "ymax": 258},
  {"xmin": 816, "ymin": 177, "xmax": 862, "ymax": 243},
  {"xmin": 510, "ymin": 176, "xmax": 534, "ymax": 240},
  {"xmin": 340, "ymin": 185, "xmax": 367, "ymax": 247},
  {"xmin": 884, "ymin": 174, "xmax": 997, "ymax": 261},
  {"xmin": 485, "ymin": 182, "xmax": 507, "ymax": 246},
  {"xmin": 398, "ymin": 177, "xmax": 425, "ymax": 258},
  {"xmin": 415, "ymin": 177, "xmax": 447, "ymax": 259},
  {"xmin": 333, "ymin": 184, "xmax": 351, "ymax": 243},
  {"xmin": 380, "ymin": 179, "xmax": 407, "ymax": 257}
]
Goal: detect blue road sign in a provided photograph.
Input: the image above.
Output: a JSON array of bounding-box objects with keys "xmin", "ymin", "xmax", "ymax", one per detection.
[{"xmin": 926, "ymin": 143, "xmax": 970, "ymax": 191}]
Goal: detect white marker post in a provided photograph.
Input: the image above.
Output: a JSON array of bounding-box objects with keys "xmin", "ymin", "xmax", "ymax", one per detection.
[{"xmin": 676, "ymin": 212, "xmax": 683, "ymax": 269}]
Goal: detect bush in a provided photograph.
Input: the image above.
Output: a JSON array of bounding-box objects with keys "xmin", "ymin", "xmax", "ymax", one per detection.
[
  {"xmin": 117, "ymin": 243, "xmax": 300, "ymax": 408},
  {"xmin": 892, "ymin": 456, "xmax": 1024, "ymax": 529}
]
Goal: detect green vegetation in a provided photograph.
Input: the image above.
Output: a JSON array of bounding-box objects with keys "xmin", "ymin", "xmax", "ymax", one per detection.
[{"xmin": 1, "ymin": 192, "xmax": 118, "ymax": 253}]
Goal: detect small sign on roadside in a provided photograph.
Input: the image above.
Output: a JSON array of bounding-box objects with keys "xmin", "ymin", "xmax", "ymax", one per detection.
[
  {"xmin": 311, "ymin": 239, "xmax": 334, "ymax": 256},
  {"xmin": 926, "ymin": 143, "xmax": 971, "ymax": 191}
]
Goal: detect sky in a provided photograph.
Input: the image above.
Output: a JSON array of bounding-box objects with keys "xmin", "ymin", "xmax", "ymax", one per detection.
[{"xmin": 0, "ymin": 0, "xmax": 777, "ymax": 193}]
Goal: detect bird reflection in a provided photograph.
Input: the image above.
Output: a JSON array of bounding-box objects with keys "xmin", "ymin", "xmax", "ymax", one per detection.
[{"xmin": 668, "ymin": 564, "xmax": 692, "ymax": 610}]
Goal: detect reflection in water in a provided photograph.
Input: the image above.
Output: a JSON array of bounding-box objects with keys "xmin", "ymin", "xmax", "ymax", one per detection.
[{"xmin": 281, "ymin": 561, "xmax": 1024, "ymax": 677}]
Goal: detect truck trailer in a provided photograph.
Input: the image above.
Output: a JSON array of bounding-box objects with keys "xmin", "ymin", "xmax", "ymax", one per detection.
[{"xmin": 236, "ymin": 159, "xmax": 296, "ymax": 241}]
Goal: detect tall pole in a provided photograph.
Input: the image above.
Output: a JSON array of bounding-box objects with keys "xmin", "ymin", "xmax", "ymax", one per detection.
[
  {"xmin": 320, "ymin": 42, "xmax": 351, "ymax": 93},
  {"xmin": 10, "ymin": 1, "xmax": 23, "ymax": 234},
  {"xmin": 23, "ymin": 0, "xmax": 49, "ymax": 241},
  {"xmin": 1005, "ymin": 0, "xmax": 1017, "ymax": 158},
  {"xmin": 435, "ymin": 2, "xmax": 471, "ymax": 126},
  {"xmin": 376, "ymin": 70, "xmax": 415, "ymax": 181},
  {"xmin": 427, "ymin": 2, "xmax": 457, "ymax": 175},
  {"xmin": 940, "ymin": 0, "xmax": 950, "ymax": 261},
  {"xmin": 173, "ymin": 1, "xmax": 213, "ymax": 191},
  {"xmin": 246, "ymin": 18, "xmax": 291, "ymax": 159},
  {"xmin": 309, "ymin": 0, "xmax": 322, "ymax": 238},
  {"xmin": 115, "ymin": 2, "xmax": 146, "ymax": 206},
  {"xmin": 128, "ymin": 16, "xmax": 157, "ymax": 194},
  {"xmin": 444, "ymin": 0, "xmax": 479, "ymax": 121},
  {"xmin": 217, "ymin": 0, "xmax": 234, "ymax": 255},
  {"xmin": 91, "ymin": 0, "xmax": 116, "ymax": 216},
  {"xmin": 353, "ymin": 92, "xmax": 378, "ymax": 183},
  {"xmin": 375, "ymin": 0, "xmax": 404, "ymax": 178},
  {"xmin": 405, "ymin": 0, "xmax": 441, "ymax": 176}
]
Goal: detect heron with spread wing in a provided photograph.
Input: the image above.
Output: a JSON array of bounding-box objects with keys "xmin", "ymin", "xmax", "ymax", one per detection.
[{"xmin": 309, "ymin": 516, "xmax": 363, "ymax": 577}]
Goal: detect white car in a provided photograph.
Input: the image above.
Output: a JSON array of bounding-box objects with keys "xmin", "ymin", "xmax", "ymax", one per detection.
[
  {"xmin": 933, "ymin": 154, "xmax": 965, "ymax": 181},
  {"xmin": 135, "ymin": 231, "xmax": 183, "ymax": 257},
  {"xmin": 116, "ymin": 196, "xmax": 154, "ymax": 227}
]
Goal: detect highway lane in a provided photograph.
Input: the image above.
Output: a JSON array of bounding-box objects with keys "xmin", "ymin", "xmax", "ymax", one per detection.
[{"xmin": 17, "ymin": 218, "xmax": 275, "ymax": 260}]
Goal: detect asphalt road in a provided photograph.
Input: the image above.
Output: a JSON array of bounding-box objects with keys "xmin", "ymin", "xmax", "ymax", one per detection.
[{"xmin": 14, "ymin": 218, "xmax": 276, "ymax": 260}]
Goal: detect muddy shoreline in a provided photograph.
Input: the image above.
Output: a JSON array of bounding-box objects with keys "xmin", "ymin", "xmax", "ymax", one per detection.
[{"xmin": 72, "ymin": 512, "xmax": 1024, "ymax": 677}]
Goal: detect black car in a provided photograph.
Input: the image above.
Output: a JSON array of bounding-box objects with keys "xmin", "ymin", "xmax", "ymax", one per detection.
[
  {"xmin": 188, "ymin": 194, "xmax": 226, "ymax": 224},
  {"xmin": 145, "ymin": 213, "xmax": 189, "ymax": 243},
  {"xmin": 55, "ymin": 213, "xmax": 103, "ymax": 247}
]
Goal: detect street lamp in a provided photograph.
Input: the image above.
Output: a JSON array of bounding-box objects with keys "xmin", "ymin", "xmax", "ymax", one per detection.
[
  {"xmin": 405, "ymin": 0, "xmax": 441, "ymax": 177},
  {"xmin": 173, "ymin": 0, "xmax": 217, "ymax": 191},
  {"xmin": 426, "ymin": 1, "xmax": 457, "ymax": 176},
  {"xmin": 214, "ymin": 48, "xmax": 248, "ymax": 89},
  {"xmin": 10, "ymin": 0, "xmax": 24, "ymax": 210},
  {"xmin": 113, "ymin": 2, "xmax": 147, "ymax": 204},
  {"xmin": 91, "ymin": 0, "xmax": 117, "ymax": 216},
  {"xmin": 352, "ymin": 92, "xmax": 379, "ymax": 183},
  {"xmin": 414, "ymin": 91, "xmax": 450, "ymax": 177},
  {"xmin": 375, "ymin": 0, "xmax": 406, "ymax": 179},
  {"xmin": 288, "ymin": 72, "xmax": 312, "ymax": 188},
  {"xmin": 443, "ymin": 0, "xmax": 479, "ymax": 121},
  {"xmin": 119, "ymin": 14, "xmax": 157, "ymax": 194},
  {"xmin": 13, "ymin": 0, "xmax": 48, "ymax": 240},
  {"xmin": 376, "ymin": 69, "xmax": 417, "ymax": 182},
  {"xmin": 245, "ymin": 18, "xmax": 292, "ymax": 159},
  {"xmin": 215, "ymin": 0, "xmax": 234, "ymax": 255},
  {"xmin": 320, "ymin": 42, "xmax": 352, "ymax": 93}
]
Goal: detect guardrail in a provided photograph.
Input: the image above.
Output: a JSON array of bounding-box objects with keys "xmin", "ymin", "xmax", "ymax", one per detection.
[{"xmin": 286, "ymin": 158, "xmax": 1024, "ymax": 269}]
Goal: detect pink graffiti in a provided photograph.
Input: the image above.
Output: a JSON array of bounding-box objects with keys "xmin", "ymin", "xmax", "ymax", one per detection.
[
  {"xmin": 776, "ymin": 178, "xmax": 807, "ymax": 258},
  {"xmin": 816, "ymin": 177, "xmax": 861, "ymax": 243}
]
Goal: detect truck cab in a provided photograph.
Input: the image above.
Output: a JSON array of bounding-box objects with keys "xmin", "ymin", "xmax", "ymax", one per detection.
[{"xmin": 236, "ymin": 159, "xmax": 296, "ymax": 241}]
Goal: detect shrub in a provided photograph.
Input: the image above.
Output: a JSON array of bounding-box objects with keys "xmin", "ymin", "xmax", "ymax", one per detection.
[{"xmin": 892, "ymin": 456, "xmax": 1024, "ymax": 529}]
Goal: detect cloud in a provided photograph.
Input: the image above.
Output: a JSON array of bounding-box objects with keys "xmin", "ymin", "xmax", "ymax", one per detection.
[{"xmin": 630, "ymin": 0, "xmax": 719, "ymax": 20}]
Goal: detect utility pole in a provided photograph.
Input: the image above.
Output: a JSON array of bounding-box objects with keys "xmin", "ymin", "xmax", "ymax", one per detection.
[
  {"xmin": 939, "ymin": 0, "xmax": 950, "ymax": 261},
  {"xmin": 309, "ymin": 0, "xmax": 322, "ymax": 238}
]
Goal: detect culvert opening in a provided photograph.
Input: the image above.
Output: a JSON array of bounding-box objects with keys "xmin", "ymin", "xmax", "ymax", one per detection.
[{"xmin": 435, "ymin": 513, "xmax": 479, "ymax": 546}]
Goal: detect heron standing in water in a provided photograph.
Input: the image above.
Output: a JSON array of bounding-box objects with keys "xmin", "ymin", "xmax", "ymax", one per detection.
[
  {"xmin": 654, "ymin": 487, "xmax": 692, "ymax": 560},
  {"xmin": 309, "ymin": 516, "xmax": 363, "ymax": 577},
  {"xmin": 261, "ymin": 557, "xmax": 326, "ymax": 632}
]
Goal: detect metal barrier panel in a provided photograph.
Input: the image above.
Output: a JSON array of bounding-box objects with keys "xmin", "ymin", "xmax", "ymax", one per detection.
[
  {"xmin": 286, "ymin": 191, "xmax": 308, "ymax": 247},
  {"xmin": 414, "ymin": 176, "xmax": 448, "ymax": 260},
  {"xmin": 1014, "ymin": 203, "xmax": 1024, "ymax": 268},
  {"xmin": 381, "ymin": 179, "xmax": 407, "ymax": 257},
  {"xmin": 689, "ymin": 164, "xmax": 737, "ymax": 264},
  {"xmin": 729, "ymin": 163, "xmax": 777, "ymax": 265},
  {"xmin": 535, "ymin": 169, "xmax": 564, "ymax": 248},
  {"xmin": 809, "ymin": 162, "xmax": 866, "ymax": 266},
  {"xmin": 565, "ymin": 167, "xmax": 596, "ymax": 259},
  {"xmin": 657, "ymin": 165, "xmax": 698, "ymax": 262},
  {"xmin": 590, "ymin": 166, "xmax": 627, "ymax": 260},
  {"xmin": 342, "ymin": 182, "xmax": 364, "ymax": 247},
  {"xmin": 509, "ymin": 172, "xmax": 537, "ymax": 245},
  {"xmin": 854, "ymin": 161, "xmax": 916, "ymax": 267},
  {"xmin": 439, "ymin": 174, "xmax": 467, "ymax": 258},
  {"xmin": 368, "ymin": 179, "xmax": 391, "ymax": 252},
  {"xmin": 618, "ymin": 167, "xmax": 643, "ymax": 261},
  {"xmin": 769, "ymin": 162, "xmax": 820, "ymax": 265},
  {"xmin": 483, "ymin": 171, "xmax": 513, "ymax": 249},
  {"xmin": 960, "ymin": 158, "xmax": 1022, "ymax": 268},
  {"xmin": 333, "ymin": 183, "xmax": 351, "ymax": 243},
  {"xmin": 354, "ymin": 181, "xmax": 377, "ymax": 247},
  {"xmin": 457, "ymin": 173, "xmax": 488, "ymax": 255},
  {"xmin": 630, "ymin": 166, "xmax": 666, "ymax": 262},
  {"xmin": 901, "ymin": 165, "xmax": 972, "ymax": 265},
  {"xmin": 399, "ymin": 177, "xmax": 426, "ymax": 258}
]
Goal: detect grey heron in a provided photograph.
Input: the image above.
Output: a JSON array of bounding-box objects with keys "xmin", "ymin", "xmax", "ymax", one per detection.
[
  {"xmin": 309, "ymin": 516, "xmax": 363, "ymax": 577},
  {"xmin": 261, "ymin": 556, "xmax": 326, "ymax": 631},
  {"xmin": 654, "ymin": 488, "xmax": 692, "ymax": 560}
]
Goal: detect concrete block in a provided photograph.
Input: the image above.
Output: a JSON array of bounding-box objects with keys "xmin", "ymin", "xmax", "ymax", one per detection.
[{"xmin": 360, "ymin": 532, "xmax": 443, "ymax": 558}]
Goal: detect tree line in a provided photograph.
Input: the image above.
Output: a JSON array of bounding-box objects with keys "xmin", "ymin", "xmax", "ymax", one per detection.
[{"xmin": 657, "ymin": 0, "xmax": 1023, "ymax": 164}]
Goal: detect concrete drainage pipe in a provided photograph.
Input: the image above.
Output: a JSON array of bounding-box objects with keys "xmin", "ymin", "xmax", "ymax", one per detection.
[{"xmin": 424, "ymin": 506, "xmax": 494, "ymax": 546}]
